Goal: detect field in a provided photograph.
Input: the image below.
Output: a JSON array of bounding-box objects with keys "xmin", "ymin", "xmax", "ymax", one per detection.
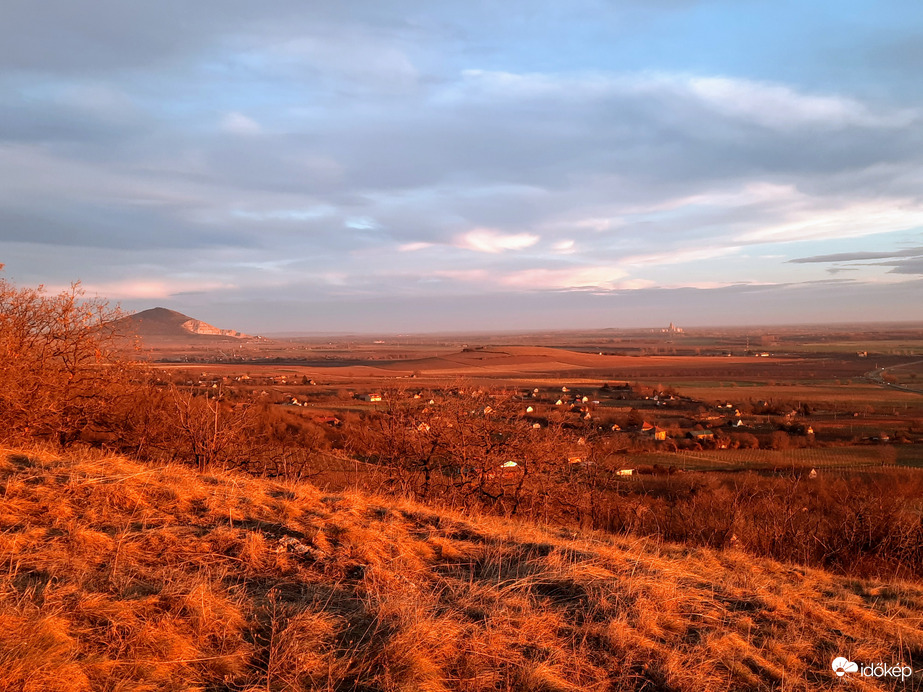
[{"xmin": 621, "ymin": 445, "xmax": 923, "ymax": 471}]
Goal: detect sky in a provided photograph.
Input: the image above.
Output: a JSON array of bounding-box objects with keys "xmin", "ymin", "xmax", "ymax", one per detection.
[{"xmin": 1, "ymin": 0, "xmax": 922, "ymax": 333}]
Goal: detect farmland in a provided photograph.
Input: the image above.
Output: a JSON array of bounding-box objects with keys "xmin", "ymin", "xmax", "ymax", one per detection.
[{"xmin": 140, "ymin": 323, "xmax": 923, "ymax": 486}]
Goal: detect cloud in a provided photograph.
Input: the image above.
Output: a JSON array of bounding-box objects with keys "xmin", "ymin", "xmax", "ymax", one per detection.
[
  {"xmin": 56, "ymin": 278, "xmax": 237, "ymax": 300},
  {"xmin": 220, "ymin": 112, "xmax": 262, "ymax": 135},
  {"xmin": 455, "ymin": 228, "xmax": 540, "ymax": 253},
  {"xmin": 622, "ymin": 245, "xmax": 742, "ymax": 267},
  {"xmin": 739, "ymin": 198, "xmax": 923, "ymax": 244},
  {"xmin": 453, "ymin": 69, "xmax": 915, "ymax": 131},
  {"xmin": 398, "ymin": 241, "xmax": 433, "ymax": 252},
  {"xmin": 499, "ymin": 266, "xmax": 631, "ymax": 290},
  {"xmin": 680, "ymin": 76, "xmax": 915, "ymax": 130},
  {"xmin": 889, "ymin": 257, "xmax": 923, "ymax": 275},
  {"xmin": 2, "ymin": 2, "xmax": 922, "ymax": 328},
  {"xmin": 788, "ymin": 245, "xmax": 923, "ymax": 276},
  {"xmin": 789, "ymin": 247, "xmax": 923, "ymax": 263}
]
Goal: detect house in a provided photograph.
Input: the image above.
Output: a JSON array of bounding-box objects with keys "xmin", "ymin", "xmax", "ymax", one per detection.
[
  {"xmin": 729, "ymin": 418, "xmax": 745, "ymax": 428},
  {"xmin": 641, "ymin": 421, "xmax": 655, "ymax": 433},
  {"xmin": 487, "ymin": 461, "xmax": 522, "ymax": 479},
  {"xmin": 652, "ymin": 426, "xmax": 667, "ymax": 441},
  {"xmin": 687, "ymin": 429, "xmax": 715, "ymax": 440},
  {"xmin": 617, "ymin": 468, "xmax": 635, "ymax": 476},
  {"xmin": 526, "ymin": 406, "xmax": 534, "ymax": 413},
  {"xmin": 363, "ymin": 393, "xmax": 382, "ymax": 402}
]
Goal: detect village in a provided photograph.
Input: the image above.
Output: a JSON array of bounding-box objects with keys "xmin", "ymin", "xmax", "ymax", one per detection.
[{"xmin": 164, "ymin": 361, "xmax": 920, "ymax": 481}]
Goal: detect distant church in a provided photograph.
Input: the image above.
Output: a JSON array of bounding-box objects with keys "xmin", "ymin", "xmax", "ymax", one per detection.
[{"xmin": 662, "ymin": 322, "xmax": 684, "ymax": 334}]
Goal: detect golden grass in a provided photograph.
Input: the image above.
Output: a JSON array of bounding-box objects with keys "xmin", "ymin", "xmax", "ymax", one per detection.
[{"xmin": 1, "ymin": 446, "xmax": 922, "ymax": 690}]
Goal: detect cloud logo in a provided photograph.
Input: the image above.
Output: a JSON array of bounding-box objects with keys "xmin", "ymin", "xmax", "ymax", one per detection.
[{"xmin": 832, "ymin": 657, "xmax": 859, "ymax": 677}]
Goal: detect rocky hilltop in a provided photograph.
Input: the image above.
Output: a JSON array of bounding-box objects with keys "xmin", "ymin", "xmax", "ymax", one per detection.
[{"xmin": 116, "ymin": 307, "xmax": 251, "ymax": 340}]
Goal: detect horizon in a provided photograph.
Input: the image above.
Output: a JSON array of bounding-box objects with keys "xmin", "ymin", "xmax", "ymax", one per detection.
[
  {"xmin": 3, "ymin": 1, "xmax": 923, "ymax": 330},
  {"xmin": 126, "ymin": 305, "xmax": 923, "ymax": 340}
]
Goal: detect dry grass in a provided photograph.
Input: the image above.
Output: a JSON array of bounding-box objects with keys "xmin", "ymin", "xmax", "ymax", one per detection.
[{"xmin": 1, "ymin": 446, "xmax": 923, "ymax": 690}]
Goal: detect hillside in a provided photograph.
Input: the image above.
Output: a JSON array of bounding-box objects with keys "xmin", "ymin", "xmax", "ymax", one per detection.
[
  {"xmin": 116, "ymin": 307, "xmax": 251, "ymax": 341},
  {"xmin": 1, "ymin": 449, "xmax": 922, "ymax": 691}
]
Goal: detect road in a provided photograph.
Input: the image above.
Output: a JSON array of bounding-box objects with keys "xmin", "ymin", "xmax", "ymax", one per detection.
[{"xmin": 864, "ymin": 359, "xmax": 923, "ymax": 395}]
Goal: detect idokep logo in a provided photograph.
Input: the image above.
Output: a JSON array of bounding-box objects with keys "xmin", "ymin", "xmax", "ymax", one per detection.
[
  {"xmin": 832, "ymin": 657, "xmax": 913, "ymax": 681},
  {"xmin": 832, "ymin": 658, "xmax": 858, "ymax": 677}
]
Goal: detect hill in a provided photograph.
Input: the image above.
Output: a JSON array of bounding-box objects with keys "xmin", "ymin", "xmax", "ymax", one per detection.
[
  {"xmin": 116, "ymin": 307, "xmax": 251, "ymax": 341},
  {"xmin": 1, "ymin": 447, "xmax": 921, "ymax": 690}
]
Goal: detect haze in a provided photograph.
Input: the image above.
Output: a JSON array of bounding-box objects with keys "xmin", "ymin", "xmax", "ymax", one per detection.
[{"xmin": 2, "ymin": 0, "xmax": 922, "ymax": 332}]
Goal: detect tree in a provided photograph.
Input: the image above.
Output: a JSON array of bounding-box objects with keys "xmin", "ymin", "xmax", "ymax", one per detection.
[
  {"xmin": 348, "ymin": 385, "xmax": 585, "ymax": 515},
  {"xmin": 769, "ymin": 430, "xmax": 791, "ymax": 451},
  {"xmin": 0, "ymin": 272, "xmax": 137, "ymax": 445}
]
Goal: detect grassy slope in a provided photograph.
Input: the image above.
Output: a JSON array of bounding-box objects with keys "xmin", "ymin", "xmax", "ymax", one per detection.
[{"xmin": 1, "ymin": 449, "xmax": 922, "ymax": 691}]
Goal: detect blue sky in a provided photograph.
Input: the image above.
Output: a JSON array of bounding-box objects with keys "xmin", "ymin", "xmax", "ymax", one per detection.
[{"xmin": 1, "ymin": 0, "xmax": 922, "ymax": 332}]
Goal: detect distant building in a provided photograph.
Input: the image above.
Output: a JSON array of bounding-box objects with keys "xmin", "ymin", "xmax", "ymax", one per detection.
[{"xmin": 687, "ymin": 429, "xmax": 715, "ymax": 440}]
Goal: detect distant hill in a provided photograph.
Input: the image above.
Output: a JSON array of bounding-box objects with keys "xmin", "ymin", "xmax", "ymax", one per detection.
[{"xmin": 116, "ymin": 307, "xmax": 251, "ymax": 340}]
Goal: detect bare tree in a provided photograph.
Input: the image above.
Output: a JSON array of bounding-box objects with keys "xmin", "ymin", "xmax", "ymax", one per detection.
[{"xmin": 0, "ymin": 273, "xmax": 139, "ymax": 445}]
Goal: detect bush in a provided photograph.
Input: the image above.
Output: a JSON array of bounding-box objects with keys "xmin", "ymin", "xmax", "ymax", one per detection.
[{"xmin": 0, "ymin": 273, "xmax": 139, "ymax": 445}]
